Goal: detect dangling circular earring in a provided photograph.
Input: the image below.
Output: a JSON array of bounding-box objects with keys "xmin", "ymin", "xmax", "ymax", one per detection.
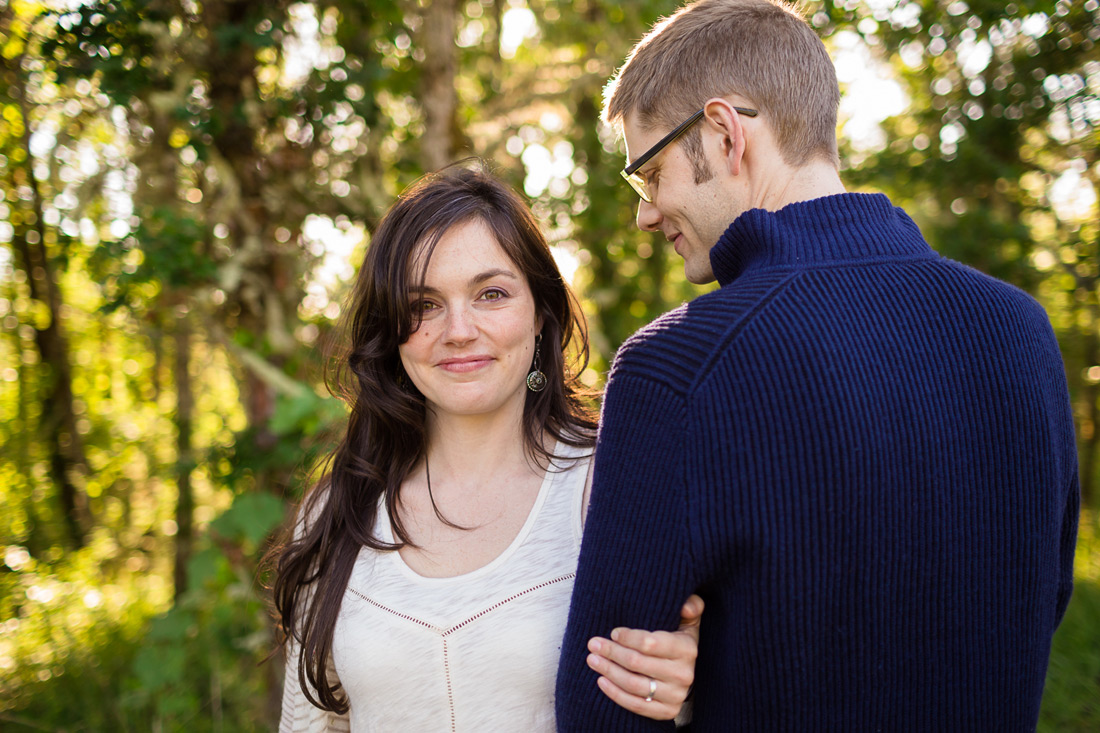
[{"xmin": 526, "ymin": 333, "xmax": 548, "ymax": 392}]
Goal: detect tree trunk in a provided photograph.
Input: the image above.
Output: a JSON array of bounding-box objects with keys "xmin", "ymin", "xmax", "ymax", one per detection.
[
  {"xmin": 1079, "ymin": 315, "xmax": 1099, "ymax": 507},
  {"xmin": 4, "ymin": 41, "xmax": 91, "ymax": 548},
  {"xmin": 1077, "ymin": 168, "xmax": 1100, "ymax": 509},
  {"xmin": 173, "ymin": 310, "xmax": 195, "ymax": 601},
  {"xmin": 202, "ymin": 0, "xmax": 300, "ymax": 493},
  {"xmin": 490, "ymin": 0, "xmax": 504, "ymax": 65},
  {"xmin": 421, "ymin": 0, "xmax": 459, "ymax": 171}
]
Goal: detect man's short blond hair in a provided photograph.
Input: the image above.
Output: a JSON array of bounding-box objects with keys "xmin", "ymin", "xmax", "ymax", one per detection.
[{"xmin": 604, "ymin": 0, "xmax": 840, "ymax": 169}]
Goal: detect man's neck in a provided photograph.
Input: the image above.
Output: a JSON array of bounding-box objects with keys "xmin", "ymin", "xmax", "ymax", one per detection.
[{"xmin": 754, "ymin": 160, "xmax": 846, "ymax": 212}]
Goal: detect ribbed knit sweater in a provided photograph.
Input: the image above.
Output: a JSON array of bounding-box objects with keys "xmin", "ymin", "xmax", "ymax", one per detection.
[{"xmin": 555, "ymin": 193, "xmax": 1078, "ymax": 732}]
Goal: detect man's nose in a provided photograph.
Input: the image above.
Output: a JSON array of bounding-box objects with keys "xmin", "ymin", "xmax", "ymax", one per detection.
[{"xmin": 637, "ymin": 199, "xmax": 662, "ymax": 232}]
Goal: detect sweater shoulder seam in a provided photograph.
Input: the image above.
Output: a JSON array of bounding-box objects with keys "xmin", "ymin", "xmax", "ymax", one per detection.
[
  {"xmin": 687, "ymin": 271, "xmax": 803, "ymax": 395},
  {"xmin": 735, "ymin": 251, "xmax": 938, "ymax": 278},
  {"xmin": 611, "ymin": 272, "xmax": 805, "ymax": 393}
]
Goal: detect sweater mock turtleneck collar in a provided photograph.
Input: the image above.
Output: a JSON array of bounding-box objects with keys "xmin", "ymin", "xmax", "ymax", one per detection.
[{"xmin": 709, "ymin": 192, "xmax": 935, "ymax": 287}]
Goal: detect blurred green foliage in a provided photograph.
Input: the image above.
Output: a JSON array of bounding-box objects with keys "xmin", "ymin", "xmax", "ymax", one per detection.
[{"xmin": 1, "ymin": 0, "xmax": 1097, "ymax": 729}]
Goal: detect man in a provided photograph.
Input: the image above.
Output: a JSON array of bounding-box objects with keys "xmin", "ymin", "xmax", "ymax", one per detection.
[{"xmin": 556, "ymin": 1, "xmax": 1079, "ymax": 730}]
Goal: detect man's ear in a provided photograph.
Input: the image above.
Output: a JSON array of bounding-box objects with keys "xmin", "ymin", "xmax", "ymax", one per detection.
[{"xmin": 702, "ymin": 98, "xmax": 747, "ymax": 177}]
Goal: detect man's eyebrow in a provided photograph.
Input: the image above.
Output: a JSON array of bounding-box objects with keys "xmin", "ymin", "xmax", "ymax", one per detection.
[{"xmin": 414, "ymin": 268, "xmax": 519, "ymax": 295}]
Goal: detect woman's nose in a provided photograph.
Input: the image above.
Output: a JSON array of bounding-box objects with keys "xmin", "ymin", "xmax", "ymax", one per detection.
[{"xmin": 442, "ymin": 306, "xmax": 478, "ymax": 344}]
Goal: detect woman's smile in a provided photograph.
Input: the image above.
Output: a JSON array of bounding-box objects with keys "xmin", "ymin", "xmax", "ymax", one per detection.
[{"xmin": 437, "ymin": 354, "xmax": 495, "ymax": 373}]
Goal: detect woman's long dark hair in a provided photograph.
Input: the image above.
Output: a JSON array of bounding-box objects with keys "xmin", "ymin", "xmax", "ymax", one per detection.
[{"xmin": 272, "ymin": 165, "xmax": 597, "ymax": 713}]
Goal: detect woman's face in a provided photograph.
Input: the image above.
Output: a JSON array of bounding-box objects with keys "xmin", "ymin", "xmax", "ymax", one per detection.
[{"xmin": 398, "ymin": 218, "xmax": 541, "ymax": 422}]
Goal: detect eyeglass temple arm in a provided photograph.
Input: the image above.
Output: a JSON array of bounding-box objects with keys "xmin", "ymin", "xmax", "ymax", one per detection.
[{"xmin": 622, "ymin": 106, "xmax": 758, "ymax": 176}]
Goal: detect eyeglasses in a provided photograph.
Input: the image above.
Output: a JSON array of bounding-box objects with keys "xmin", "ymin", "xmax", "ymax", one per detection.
[{"xmin": 620, "ymin": 105, "xmax": 758, "ymax": 202}]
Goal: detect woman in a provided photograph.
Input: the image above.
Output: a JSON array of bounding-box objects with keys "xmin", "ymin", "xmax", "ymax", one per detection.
[{"xmin": 275, "ymin": 166, "xmax": 699, "ymax": 731}]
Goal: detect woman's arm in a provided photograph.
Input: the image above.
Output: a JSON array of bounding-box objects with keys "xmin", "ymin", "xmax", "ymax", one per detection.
[
  {"xmin": 584, "ymin": 593, "xmax": 703, "ymax": 721},
  {"xmin": 279, "ymin": 641, "xmax": 351, "ymax": 733},
  {"xmin": 278, "ymin": 487, "xmax": 351, "ymax": 733}
]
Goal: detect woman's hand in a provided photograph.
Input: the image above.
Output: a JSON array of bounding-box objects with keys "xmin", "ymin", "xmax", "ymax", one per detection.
[{"xmin": 585, "ymin": 593, "xmax": 703, "ymax": 720}]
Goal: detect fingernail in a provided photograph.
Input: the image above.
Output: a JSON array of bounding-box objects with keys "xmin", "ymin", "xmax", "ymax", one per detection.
[
  {"xmin": 587, "ymin": 653, "xmax": 601, "ymax": 669},
  {"xmin": 610, "ymin": 628, "xmax": 621, "ymax": 642},
  {"xmin": 588, "ymin": 638, "xmax": 602, "ymax": 653}
]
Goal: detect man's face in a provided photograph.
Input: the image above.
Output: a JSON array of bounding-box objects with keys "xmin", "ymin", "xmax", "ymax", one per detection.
[{"xmin": 623, "ymin": 114, "xmax": 733, "ymax": 285}]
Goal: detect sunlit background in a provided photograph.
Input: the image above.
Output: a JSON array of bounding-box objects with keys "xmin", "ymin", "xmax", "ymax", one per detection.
[{"xmin": 1, "ymin": 0, "xmax": 1098, "ymax": 729}]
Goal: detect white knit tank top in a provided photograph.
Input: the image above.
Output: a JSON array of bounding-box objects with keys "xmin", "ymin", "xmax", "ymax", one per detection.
[{"xmin": 323, "ymin": 442, "xmax": 589, "ymax": 732}]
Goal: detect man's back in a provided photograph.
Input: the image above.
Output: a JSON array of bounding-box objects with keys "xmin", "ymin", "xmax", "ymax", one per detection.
[{"xmin": 557, "ymin": 194, "xmax": 1078, "ymax": 731}]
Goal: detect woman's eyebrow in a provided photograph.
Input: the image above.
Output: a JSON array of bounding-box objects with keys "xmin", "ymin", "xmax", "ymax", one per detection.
[
  {"xmin": 415, "ymin": 268, "xmax": 518, "ymax": 296},
  {"xmin": 468, "ymin": 268, "xmax": 519, "ymax": 286}
]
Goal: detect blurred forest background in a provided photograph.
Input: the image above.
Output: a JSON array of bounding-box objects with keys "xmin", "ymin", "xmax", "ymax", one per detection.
[{"xmin": 0, "ymin": 0, "xmax": 1097, "ymax": 729}]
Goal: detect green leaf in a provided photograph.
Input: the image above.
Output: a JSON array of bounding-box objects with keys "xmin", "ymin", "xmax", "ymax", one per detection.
[
  {"xmin": 210, "ymin": 492, "xmax": 285, "ymax": 546},
  {"xmin": 186, "ymin": 547, "xmax": 226, "ymax": 589}
]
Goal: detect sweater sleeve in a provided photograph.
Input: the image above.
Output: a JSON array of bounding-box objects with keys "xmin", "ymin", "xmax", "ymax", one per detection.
[
  {"xmin": 1055, "ymin": 465, "xmax": 1080, "ymax": 627},
  {"xmin": 556, "ymin": 369, "xmax": 697, "ymax": 731},
  {"xmin": 1052, "ymin": 335, "xmax": 1080, "ymax": 629}
]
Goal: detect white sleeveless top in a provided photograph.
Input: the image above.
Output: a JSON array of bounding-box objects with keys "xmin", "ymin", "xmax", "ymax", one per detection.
[{"xmin": 279, "ymin": 443, "xmax": 590, "ymax": 733}]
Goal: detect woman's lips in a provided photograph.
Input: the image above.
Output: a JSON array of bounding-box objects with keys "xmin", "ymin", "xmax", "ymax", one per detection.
[{"xmin": 438, "ymin": 356, "xmax": 494, "ymax": 373}]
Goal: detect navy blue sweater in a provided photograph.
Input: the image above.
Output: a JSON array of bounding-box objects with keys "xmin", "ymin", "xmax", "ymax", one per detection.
[{"xmin": 556, "ymin": 194, "xmax": 1078, "ymax": 732}]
